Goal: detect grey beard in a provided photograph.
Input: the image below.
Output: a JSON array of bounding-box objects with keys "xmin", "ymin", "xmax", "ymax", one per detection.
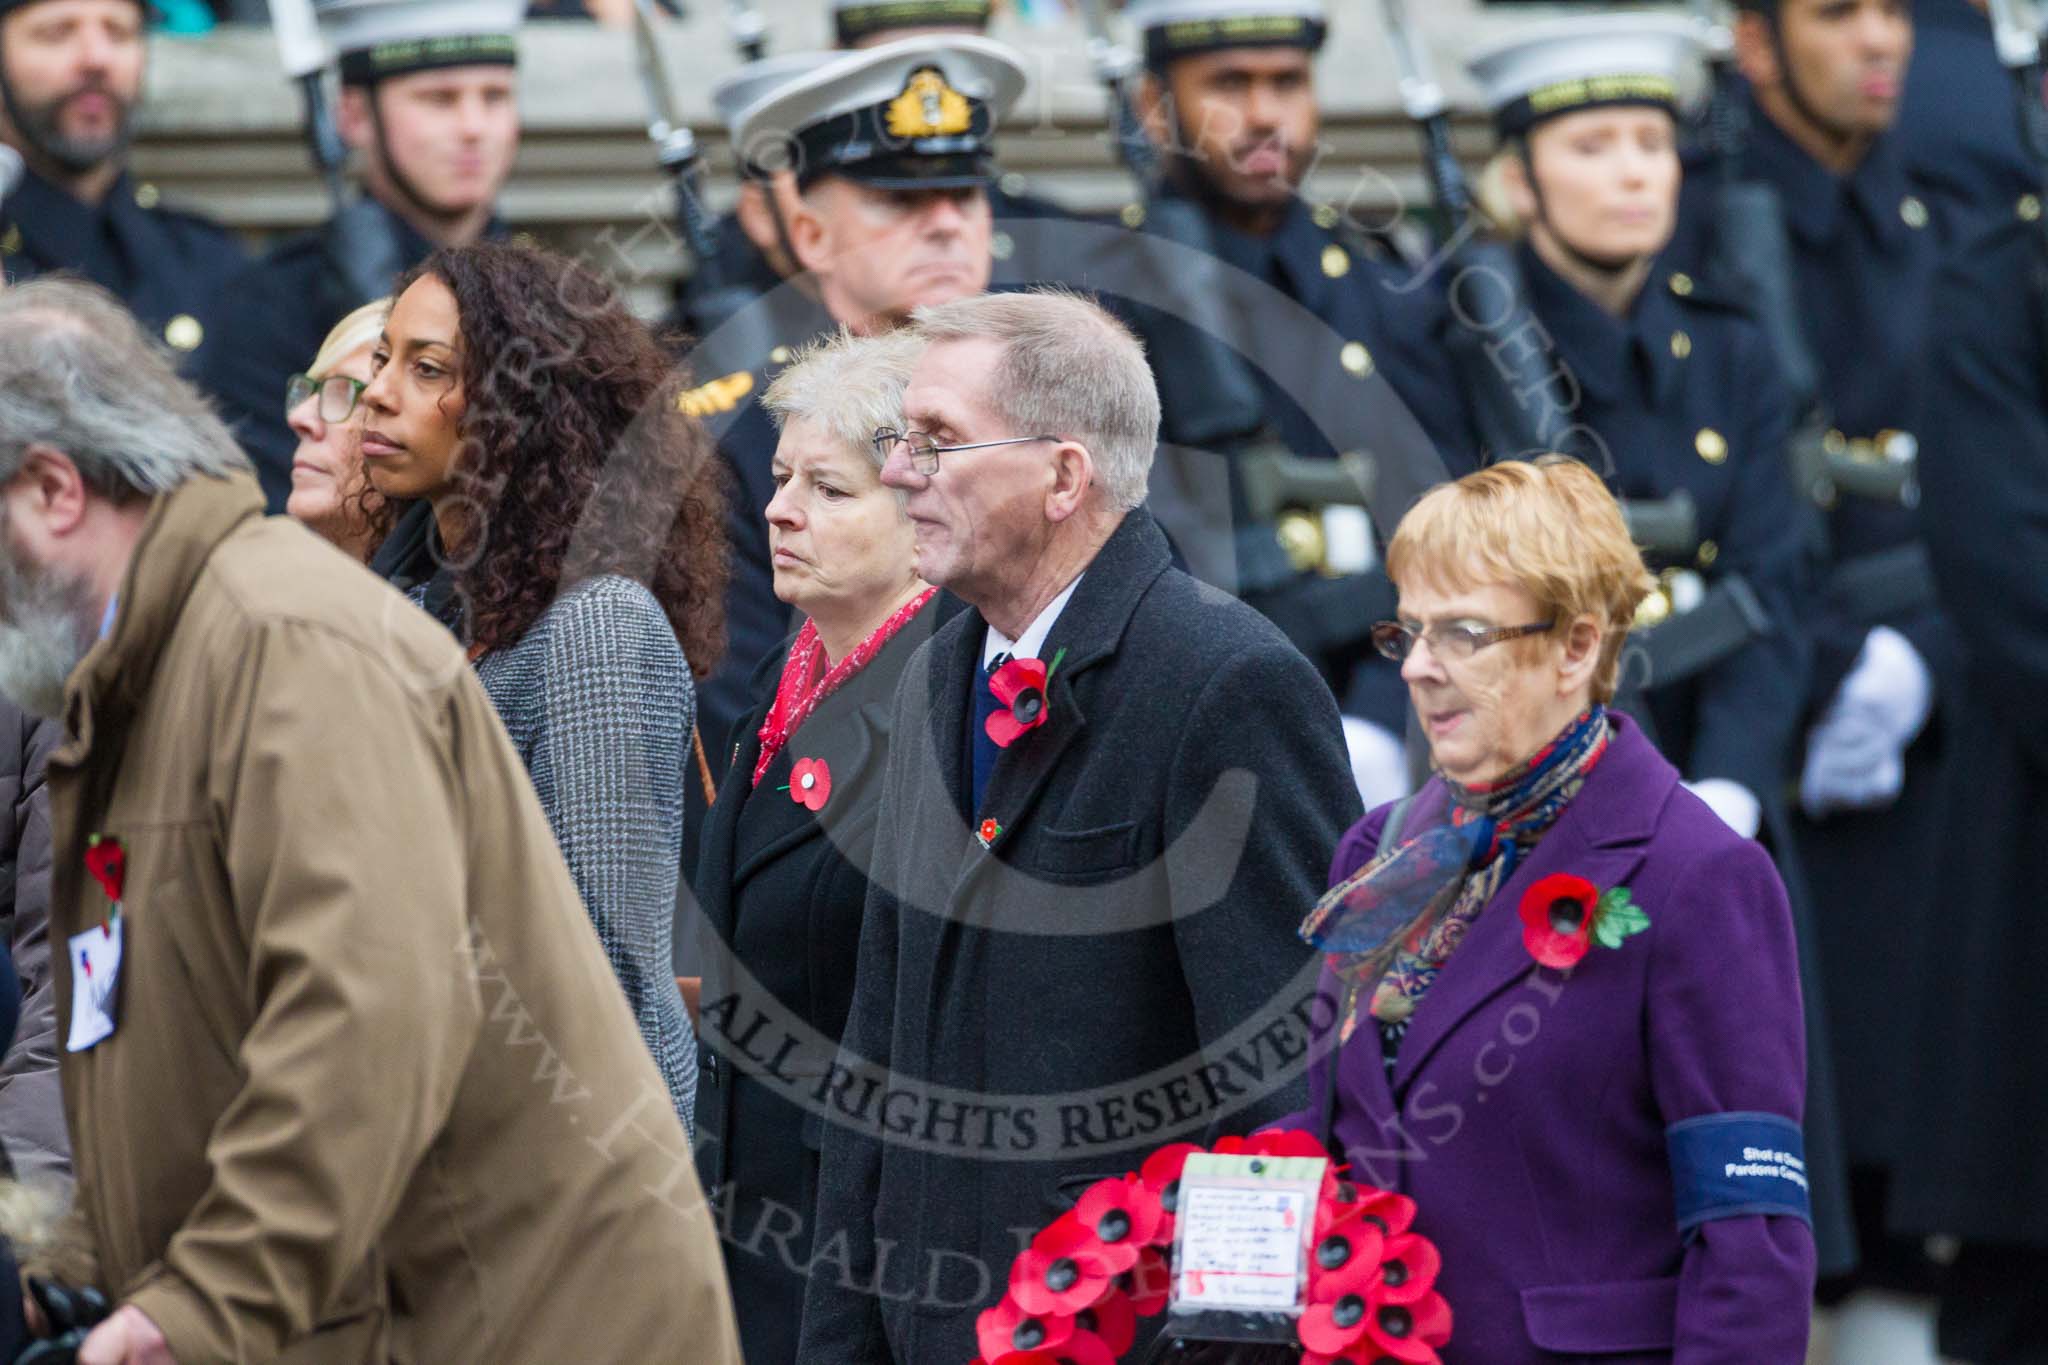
[
  {"xmin": 11, "ymin": 89, "xmax": 134, "ymax": 178},
  {"xmin": 0, "ymin": 541, "xmax": 94, "ymax": 721}
]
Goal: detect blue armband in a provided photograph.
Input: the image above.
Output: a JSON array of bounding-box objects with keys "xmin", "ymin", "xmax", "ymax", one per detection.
[{"xmin": 1665, "ymin": 1111, "xmax": 1811, "ymax": 1237}]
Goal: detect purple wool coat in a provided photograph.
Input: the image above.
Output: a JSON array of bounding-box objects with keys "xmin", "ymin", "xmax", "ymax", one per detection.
[{"xmin": 1277, "ymin": 715, "xmax": 1815, "ymax": 1363}]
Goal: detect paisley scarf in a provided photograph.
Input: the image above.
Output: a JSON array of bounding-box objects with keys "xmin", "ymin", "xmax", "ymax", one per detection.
[
  {"xmin": 1299, "ymin": 706, "xmax": 1612, "ymax": 1041},
  {"xmin": 753, "ymin": 587, "xmax": 937, "ymax": 787}
]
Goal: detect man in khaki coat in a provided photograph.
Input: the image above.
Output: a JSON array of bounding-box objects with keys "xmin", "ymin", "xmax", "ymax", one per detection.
[{"xmin": 0, "ymin": 279, "xmax": 743, "ymax": 1363}]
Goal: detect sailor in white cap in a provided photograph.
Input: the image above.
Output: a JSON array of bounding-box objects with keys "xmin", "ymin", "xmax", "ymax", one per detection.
[
  {"xmin": 0, "ymin": 0, "xmax": 245, "ymax": 374},
  {"xmin": 670, "ymin": 49, "xmax": 837, "ymax": 342},
  {"xmin": 1470, "ymin": 24, "xmax": 1858, "ymax": 1299},
  {"xmin": 1126, "ymin": 0, "xmax": 1327, "ymax": 231},
  {"xmin": 1113, "ymin": 0, "xmax": 1481, "ymax": 809},
  {"xmin": 202, "ymin": 0, "xmax": 525, "ymax": 516},
  {"xmin": 685, "ymin": 34, "xmax": 1026, "ymax": 760}
]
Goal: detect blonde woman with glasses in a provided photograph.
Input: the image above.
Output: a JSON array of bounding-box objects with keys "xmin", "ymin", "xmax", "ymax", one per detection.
[{"xmin": 282, "ymin": 298, "xmax": 389, "ymax": 561}]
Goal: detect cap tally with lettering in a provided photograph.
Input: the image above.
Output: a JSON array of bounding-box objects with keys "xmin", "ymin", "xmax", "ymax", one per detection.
[
  {"xmin": 1467, "ymin": 13, "xmax": 1704, "ymax": 139},
  {"xmin": 316, "ymin": 0, "xmax": 525, "ymax": 87},
  {"xmin": 1123, "ymin": 0, "xmax": 1328, "ymax": 72},
  {"xmin": 832, "ymin": 0, "xmax": 992, "ymax": 48}
]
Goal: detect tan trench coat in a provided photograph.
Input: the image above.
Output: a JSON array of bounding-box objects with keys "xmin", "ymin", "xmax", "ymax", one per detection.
[{"xmin": 29, "ymin": 474, "xmax": 741, "ymax": 1364}]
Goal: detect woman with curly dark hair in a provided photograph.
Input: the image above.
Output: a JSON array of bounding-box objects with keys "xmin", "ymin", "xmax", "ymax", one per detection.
[{"xmin": 357, "ymin": 240, "xmax": 726, "ymax": 1130}]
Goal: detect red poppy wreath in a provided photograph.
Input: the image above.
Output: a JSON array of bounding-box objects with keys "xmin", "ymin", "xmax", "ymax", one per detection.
[{"xmin": 971, "ymin": 1130, "xmax": 1453, "ymax": 1364}]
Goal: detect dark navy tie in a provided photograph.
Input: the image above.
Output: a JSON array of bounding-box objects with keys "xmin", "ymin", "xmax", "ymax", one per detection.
[{"xmin": 970, "ymin": 653, "xmax": 1008, "ymax": 812}]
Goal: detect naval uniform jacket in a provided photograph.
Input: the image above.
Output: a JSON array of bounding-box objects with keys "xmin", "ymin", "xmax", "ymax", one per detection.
[
  {"xmin": 1518, "ymin": 245, "xmax": 1812, "ymax": 801},
  {"xmin": 1280, "ymin": 714, "xmax": 1817, "ymax": 1363},
  {"xmin": 1894, "ymin": 213, "xmax": 2048, "ymax": 1247},
  {"xmin": 1, "ymin": 168, "xmax": 244, "ymax": 377},
  {"xmin": 1673, "ymin": 91, "xmax": 1948, "ymax": 701},
  {"xmin": 691, "ymin": 594, "xmax": 959, "ymax": 1365},
  {"xmin": 1898, "ymin": 0, "xmax": 2041, "ymax": 244},
  {"xmin": 202, "ymin": 200, "xmax": 509, "ymax": 514},
  {"xmin": 796, "ymin": 509, "xmax": 1361, "ymax": 1363},
  {"xmin": 1672, "ymin": 96, "xmax": 1953, "ymax": 1219},
  {"xmin": 1077, "ymin": 193, "xmax": 1479, "ymax": 727}
]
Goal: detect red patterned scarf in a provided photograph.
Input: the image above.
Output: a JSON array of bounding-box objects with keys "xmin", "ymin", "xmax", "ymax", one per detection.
[{"xmin": 752, "ymin": 587, "xmax": 938, "ymax": 787}]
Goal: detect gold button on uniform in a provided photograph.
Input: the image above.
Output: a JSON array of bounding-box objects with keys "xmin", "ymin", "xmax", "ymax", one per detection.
[
  {"xmin": 1669, "ymin": 271, "xmax": 1694, "ymax": 297},
  {"xmin": 1670, "ymin": 330, "xmax": 1692, "ymax": 360},
  {"xmin": 1312, "ymin": 204, "xmax": 1339, "ymax": 230},
  {"xmin": 1321, "ymin": 244, "xmax": 1350, "ymax": 279},
  {"xmin": 999, "ymin": 172, "xmax": 1027, "ymax": 197},
  {"xmin": 768, "ymin": 345, "xmax": 793, "ymax": 366},
  {"xmin": 1340, "ymin": 341, "xmax": 1373, "ymax": 378},
  {"xmin": 164, "ymin": 314, "xmax": 203, "ymax": 352},
  {"xmin": 1120, "ymin": 203, "xmax": 1146, "ymax": 229},
  {"xmin": 1901, "ymin": 195, "xmax": 1929, "ymax": 230},
  {"xmin": 1697, "ymin": 539, "xmax": 1719, "ymax": 569},
  {"xmin": 1276, "ymin": 511, "xmax": 1325, "ymax": 574},
  {"xmin": 1695, "ymin": 427, "xmax": 1728, "ymax": 464},
  {"xmin": 133, "ymin": 182, "xmax": 160, "ymax": 210},
  {"xmin": 991, "ymin": 231, "xmax": 1015, "ymax": 262},
  {"xmin": 2022, "ymin": 194, "xmax": 2043, "ymax": 224},
  {"xmin": 1634, "ymin": 586, "xmax": 1673, "ymax": 629}
]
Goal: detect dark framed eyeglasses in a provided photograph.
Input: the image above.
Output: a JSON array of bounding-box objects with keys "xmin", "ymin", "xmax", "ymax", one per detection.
[
  {"xmin": 1370, "ymin": 619, "xmax": 1556, "ymax": 663},
  {"xmin": 870, "ymin": 427, "xmax": 1060, "ymax": 476},
  {"xmin": 285, "ymin": 373, "xmax": 368, "ymax": 423}
]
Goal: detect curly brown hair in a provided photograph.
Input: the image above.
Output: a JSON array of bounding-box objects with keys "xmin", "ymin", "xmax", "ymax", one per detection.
[{"xmin": 395, "ymin": 241, "xmax": 727, "ymax": 673}]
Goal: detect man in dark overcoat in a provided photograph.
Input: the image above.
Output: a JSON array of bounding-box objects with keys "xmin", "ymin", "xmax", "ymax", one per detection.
[{"xmin": 796, "ymin": 289, "xmax": 1360, "ymax": 1363}]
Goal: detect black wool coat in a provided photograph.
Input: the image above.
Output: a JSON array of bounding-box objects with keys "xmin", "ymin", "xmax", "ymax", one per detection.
[
  {"xmin": 689, "ymin": 593, "xmax": 959, "ymax": 1365},
  {"xmin": 796, "ymin": 509, "xmax": 1361, "ymax": 1364}
]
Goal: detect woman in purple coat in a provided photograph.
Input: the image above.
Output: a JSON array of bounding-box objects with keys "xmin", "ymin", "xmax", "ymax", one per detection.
[{"xmin": 1279, "ymin": 457, "xmax": 1815, "ymax": 1361}]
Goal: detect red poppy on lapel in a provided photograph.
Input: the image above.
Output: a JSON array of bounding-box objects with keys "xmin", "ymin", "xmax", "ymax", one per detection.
[
  {"xmin": 1009, "ymin": 1213, "xmax": 1114, "ymax": 1316},
  {"xmin": 1073, "ymin": 1176, "xmax": 1161, "ymax": 1272},
  {"xmin": 986, "ymin": 648, "xmax": 1066, "ymax": 748},
  {"xmin": 978, "ymin": 818, "xmax": 1002, "ymax": 847},
  {"xmin": 1518, "ymin": 873, "xmax": 1599, "ymax": 968},
  {"xmin": 84, "ymin": 835, "xmax": 124, "ymax": 903},
  {"xmin": 1518, "ymin": 873, "xmax": 1651, "ymax": 969},
  {"xmin": 786, "ymin": 757, "xmax": 831, "ymax": 811}
]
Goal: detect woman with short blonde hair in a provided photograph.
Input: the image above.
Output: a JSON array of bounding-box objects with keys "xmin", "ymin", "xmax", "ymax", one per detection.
[
  {"xmin": 1274, "ymin": 456, "xmax": 1816, "ymax": 1362},
  {"xmin": 283, "ymin": 298, "xmax": 389, "ymax": 560},
  {"xmin": 1387, "ymin": 456, "xmax": 1654, "ymax": 704}
]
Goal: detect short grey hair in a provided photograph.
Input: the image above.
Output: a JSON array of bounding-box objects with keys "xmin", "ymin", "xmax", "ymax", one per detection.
[
  {"xmin": 760, "ymin": 328, "xmax": 924, "ymax": 471},
  {"xmin": 910, "ymin": 288, "xmax": 1159, "ymax": 511},
  {"xmin": 0, "ymin": 279, "xmax": 248, "ymax": 500}
]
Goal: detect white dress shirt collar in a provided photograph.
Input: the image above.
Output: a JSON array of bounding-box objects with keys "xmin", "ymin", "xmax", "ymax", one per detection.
[{"xmin": 981, "ymin": 574, "xmax": 1083, "ymax": 669}]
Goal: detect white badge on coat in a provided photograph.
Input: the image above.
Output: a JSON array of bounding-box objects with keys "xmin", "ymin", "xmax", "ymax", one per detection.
[{"xmin": 65, "ymin": 918, "xmax": 123, "ymax": 1052}]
